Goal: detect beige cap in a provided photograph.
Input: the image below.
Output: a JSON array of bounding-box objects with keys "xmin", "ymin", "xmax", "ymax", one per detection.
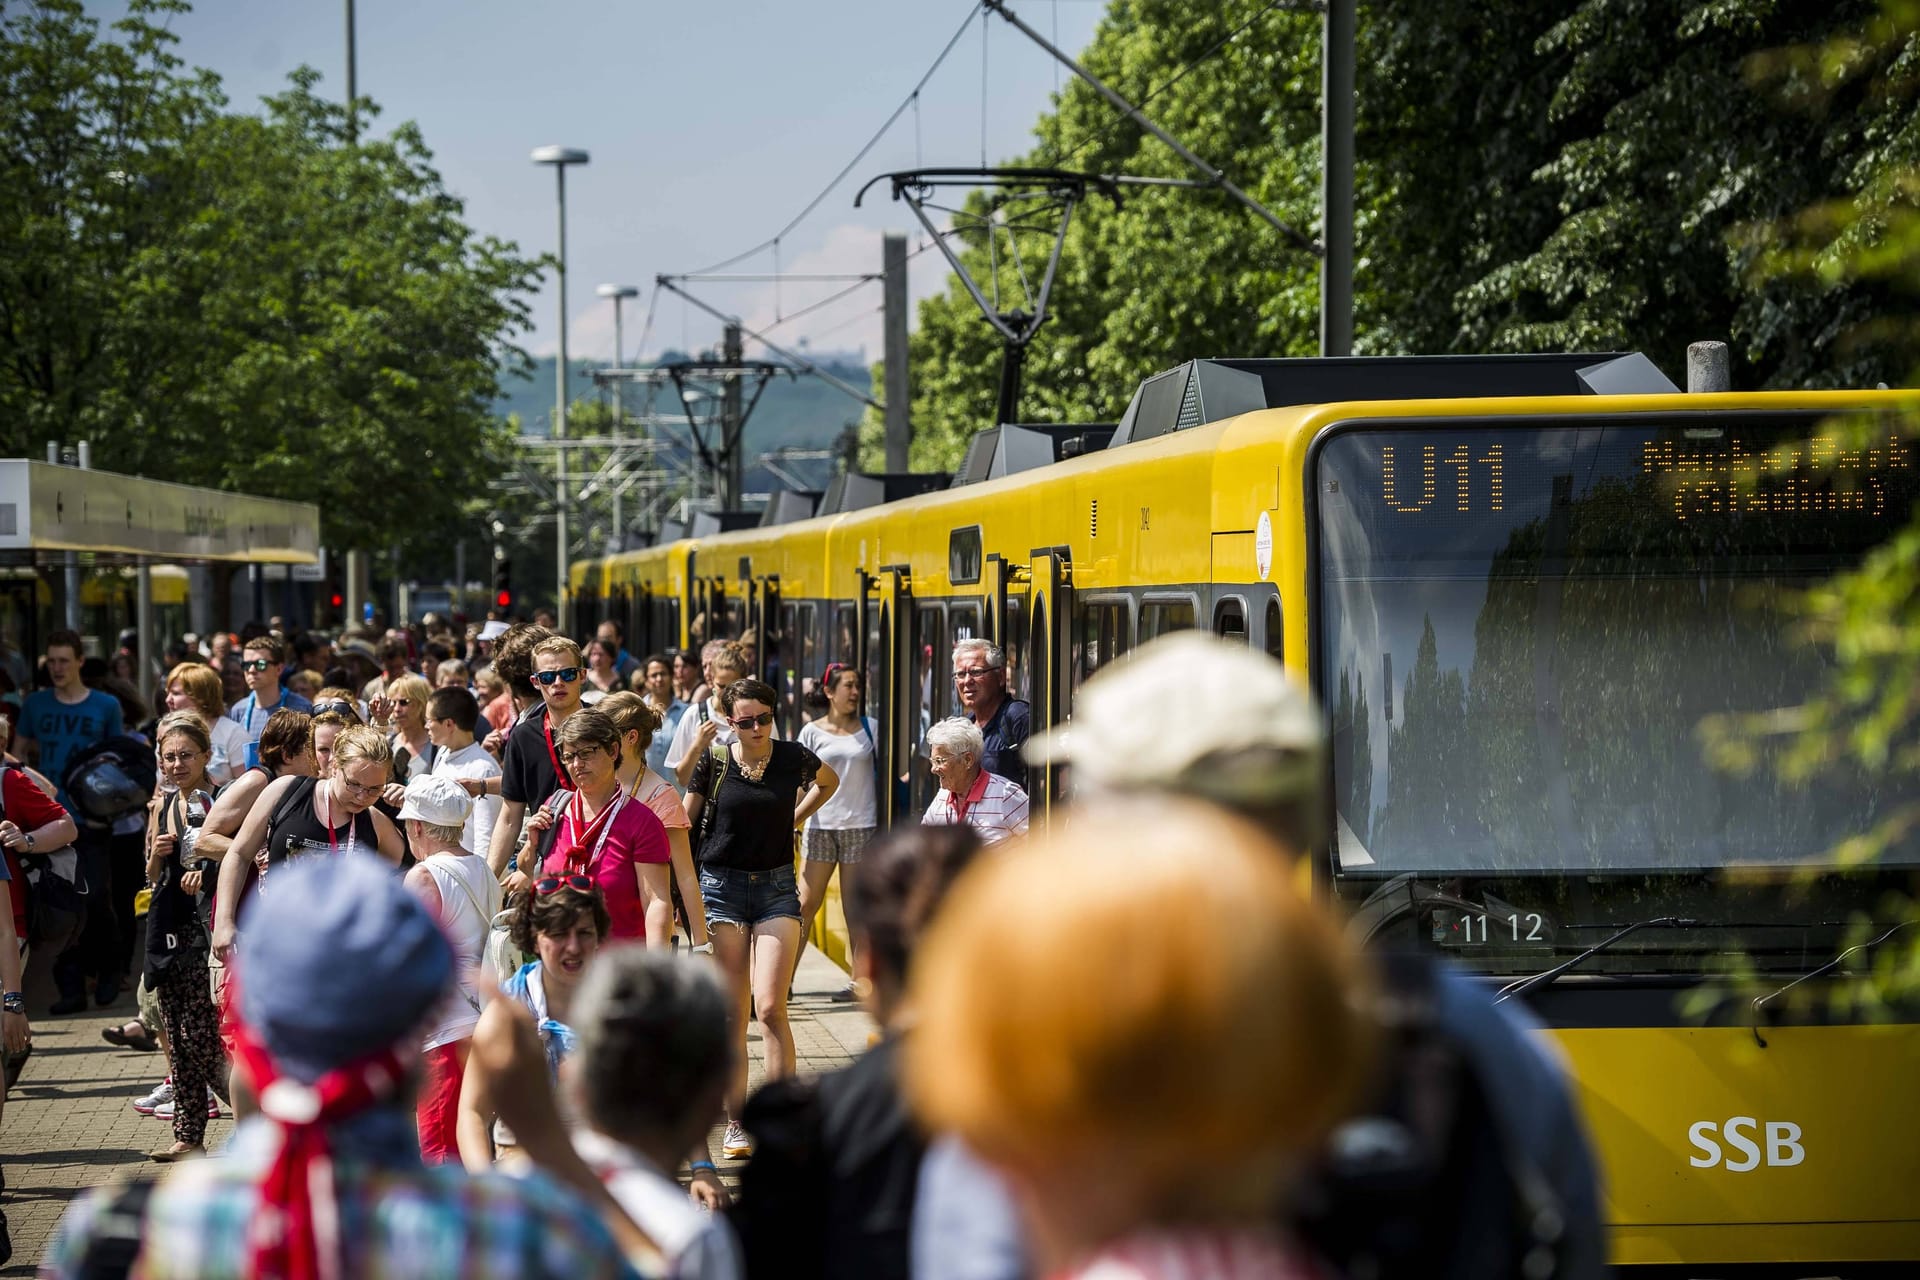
[
  {"xmin": 1024, "ymin": 631, "xmax": 1323, "ymax": 806},
  {"xmin": 397, "ymin": 774, "xmax": 474, "ymax": 829}
]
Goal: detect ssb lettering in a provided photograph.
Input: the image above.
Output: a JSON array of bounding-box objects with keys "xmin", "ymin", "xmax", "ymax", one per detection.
[{"xmin": 1687, "ymin": 1117, "xmax": 1804, "ymax": 1170}]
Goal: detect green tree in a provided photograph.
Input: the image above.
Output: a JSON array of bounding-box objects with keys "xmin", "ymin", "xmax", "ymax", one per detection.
[{"xmin": 0, "ymin": 0, "xmax": 542, "ymax": 551}]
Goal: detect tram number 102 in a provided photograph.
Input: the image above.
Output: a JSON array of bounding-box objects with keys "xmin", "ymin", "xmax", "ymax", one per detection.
[{"xmin": 1447, "ymin": 912, "xmax": 1548, "ymax": 945}]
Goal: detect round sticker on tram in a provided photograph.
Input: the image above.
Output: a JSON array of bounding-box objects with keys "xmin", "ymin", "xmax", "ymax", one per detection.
[{"xmin": 1254, "ymin": 511, "xmax": 1274, "ymax": 581}]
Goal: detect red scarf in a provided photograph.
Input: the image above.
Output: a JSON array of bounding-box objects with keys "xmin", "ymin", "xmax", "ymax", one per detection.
[{"xmin": 228, "ymin": 1016, "xmax": 411, "ymax": 1280}]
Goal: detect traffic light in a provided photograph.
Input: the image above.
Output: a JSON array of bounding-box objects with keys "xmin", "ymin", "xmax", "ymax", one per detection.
[{"xmin": 493, "ymin": 557, "xmax": 512, "ymax": 612}]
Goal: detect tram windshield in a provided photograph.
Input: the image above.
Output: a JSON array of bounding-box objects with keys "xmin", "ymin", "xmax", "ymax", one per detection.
[{"xmin": 1315, "ymin": 414, "xmax": 1920, "ymax": 877}]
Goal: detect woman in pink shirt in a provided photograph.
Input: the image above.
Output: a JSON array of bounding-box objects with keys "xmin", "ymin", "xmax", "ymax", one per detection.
[
  {"xmin": 524, "ymin": 708, "xmax": 672, "ymax": 949},
  {"xmin": 599, "ymin": 691, "xmax": 710, "ymax": 956}
]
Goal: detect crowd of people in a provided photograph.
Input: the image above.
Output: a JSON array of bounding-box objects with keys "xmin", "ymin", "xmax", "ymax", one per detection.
[{"xmin": 0, "ymin": 613, "xmax": 1606, "ymax": 1280}]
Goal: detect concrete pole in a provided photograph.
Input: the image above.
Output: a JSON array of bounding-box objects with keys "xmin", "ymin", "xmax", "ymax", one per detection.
[
  {"xmin": 454, "ymin": 538, "xmax": 466, "ymax": 620},
  {"xmin": 883, "ymin": 231, "xmax": 911, "ymax": 473},
  {"xmin": 344, "ymin": 0, "xmax": 357, "ymax": 143},
  {"xmin": 611, "ymin": 293, "xmax": 625, "ymax": 550},
  {"xmin": 346, "ymin": 549, "xmax": 370, "ymax": 631},
  {"xmin": 65, "ymin": 441, "xmax": 86, "ymax": 633},
  {"xmin": 135, "ymin": 557, "xmax": 154, "ymax": 706},
  {"xmin": 1320, "ymin": 0, "xmax": 1356, "ymax": 357},
  {"xmin": 554, "ymin": 163, "xmax": 572, "ymax": 631}
]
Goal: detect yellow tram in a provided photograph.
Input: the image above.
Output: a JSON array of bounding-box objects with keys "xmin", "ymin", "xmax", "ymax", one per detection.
[{"xmin": 572, "ymin": 353, "xmax": 1920, "ymax": 1270}]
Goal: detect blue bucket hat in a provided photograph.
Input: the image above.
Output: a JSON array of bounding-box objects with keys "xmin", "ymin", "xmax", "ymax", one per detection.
[{"xmin": 237, "ymin": 852, "xmax": 452, "ymax": 1082}]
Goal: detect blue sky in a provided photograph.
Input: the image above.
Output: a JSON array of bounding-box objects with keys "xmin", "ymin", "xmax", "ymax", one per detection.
[{"xmin": 91, "ymin": 0, "xmax": 1108, "ymax": 366}]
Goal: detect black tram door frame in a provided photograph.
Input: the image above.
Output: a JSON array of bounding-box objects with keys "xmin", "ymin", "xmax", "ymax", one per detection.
[
  {"xmin": 1027, "ymin": 548, "xmax": 1070, "ymax": 826},
  {"xmin": 858, "ymin": 567, "xmax": 911, "ymax": 829}
]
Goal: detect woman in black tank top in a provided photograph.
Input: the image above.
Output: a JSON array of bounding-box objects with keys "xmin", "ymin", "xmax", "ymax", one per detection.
[{"xmin": 225, "ymin": 726, "xmax": 406, "ymax": 892}]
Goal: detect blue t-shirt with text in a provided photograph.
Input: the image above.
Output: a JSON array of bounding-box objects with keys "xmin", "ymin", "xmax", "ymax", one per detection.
[{"xmin": 19, "ymin": 688, "xmax": 125, "ymax": 812}]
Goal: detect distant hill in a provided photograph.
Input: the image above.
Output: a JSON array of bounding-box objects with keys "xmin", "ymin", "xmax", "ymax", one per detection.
[{"xmin": 497, "ymin": 353, "xmax": 870, "ymax": 494}]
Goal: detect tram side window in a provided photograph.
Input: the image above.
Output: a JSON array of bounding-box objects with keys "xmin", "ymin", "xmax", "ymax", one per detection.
[
  {"xmin": 832, "ymin": 604, "xmax": 857, "ymax": 664},
  {"xmin": 1214, "ymin": 597, "xmax": 1248, "ymax": 645},
  {"xmin": 1073, "ymin": 599, "xmax": 1131, "ymax": 690},
  {"xmin": 1140, "ymin": 598, "xmax": 1196, "ymax": 642},
  {"xmin": 1263, "ymin": 597, "xmax": 1283, "ymax": 664},
  {"xmin": 950, "ymin": 603, "xmax": 981, "ymax": 647},
  {"xmin": 1003, "ymin": 596, "xmax": 1029, "ymax": 704}
]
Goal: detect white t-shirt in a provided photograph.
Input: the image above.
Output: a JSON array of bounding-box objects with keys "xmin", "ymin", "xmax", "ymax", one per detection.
[
  {"xmin": 417, "ymin": 851, "xmax": 501, "ymax": 1050},
  {"xmin": 663, "ymin": 697, "xmax": 736, "ymax": 773},
  {"xmin": 429, "ymin": 739, "xmax": 503, "ymax": 857},
  {"xmin": 573, "ymin": 1129, "xmax": 743, "ymax": 1280},
  {"xmin": 207, "ymin": 715, "xmax": 249, "ymax": 787},
  {"xmin": 798, "ymin": 718, "xmax": 878, "ymax": 830}
]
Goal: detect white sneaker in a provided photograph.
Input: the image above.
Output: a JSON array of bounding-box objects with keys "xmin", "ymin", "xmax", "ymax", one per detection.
[
  {"xmin": 131, "ymin": 1079, "xmax": 173, "ymax": 1115},
  {"xmin": 153, "ymin": 1094, "xmax": 223, "ymax": 1120},
  {"xmin": 722, "ymin": 1121, "xmax": 752, "ymax": 1160}
]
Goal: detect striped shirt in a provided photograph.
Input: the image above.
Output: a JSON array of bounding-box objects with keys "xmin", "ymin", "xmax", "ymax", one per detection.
[
  {"xmin": 41, "ymin": 1115, "xmax": 642, "ymax": 1280},
  {"xmin": 1058, "ymin": 1228, "xmax": 1323, "ymax": 1280},
  {"xmin": 922, "ymin": 769, "xmax": 1029, "ymax": 844}
]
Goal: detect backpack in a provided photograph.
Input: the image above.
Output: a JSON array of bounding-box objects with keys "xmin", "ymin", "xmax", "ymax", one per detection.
[
  {"xmin": 1290, "ymin": 950, "xmax": 1569, "ymax": 1280},
  {"xmin": 692, "ymin": 743, "xmax": 730, "ymax": 859}
]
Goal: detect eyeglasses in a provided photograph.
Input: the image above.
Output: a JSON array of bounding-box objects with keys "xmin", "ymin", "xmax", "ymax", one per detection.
[
  {"xmin": 390, "ymin": 698, "xmax": 412, "ymax": 706},
  {"xmin": 313, "ymin": 700, "xmax": 354, "ymax": 716},
  {"xmin": 535, "ymin": 874, "xmax": 595, "ymax": 896},
  {"xmin": 952, "ymin": 666, "xmax": 1002, "ymax": 682},
  {"xmin": 241, "ymin": 658, "xmax": 275, "ymax": 673},
  {"xmin": 159, "ymin": 752, "xmax": 203, "ymax": 767},
  {"xmin": 532, "ymin": 667, "xmax": 582, "ymax": 686},
  {"xmin": 930, "ymin": 754, "xmax": 967, "ymax": 770},
  {"xmin": 337, "ymin": 776, "xmax": 383, "ymax": 799},
  {"xmin": 730, "ymin": 711, "xmax": 774, "ymax": 731},
  {"xmin": 559, "ymin": 746, "xmax": 605, "ymax": 766}
]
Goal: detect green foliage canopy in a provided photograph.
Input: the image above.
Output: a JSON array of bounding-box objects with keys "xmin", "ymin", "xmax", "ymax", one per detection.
[{"xmin": 0, "ymin": 0, "xmax": 541, "ymax": 550}]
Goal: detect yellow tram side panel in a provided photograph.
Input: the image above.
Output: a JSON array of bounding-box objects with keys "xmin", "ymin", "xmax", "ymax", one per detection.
[{"xmin": 1245, "ymin": 387, "xmax": 1920, "ymax": 1267}]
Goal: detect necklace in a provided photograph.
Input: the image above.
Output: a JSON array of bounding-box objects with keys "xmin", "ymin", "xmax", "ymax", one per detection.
[{"xmin": 736, "ymin": 746, "xmax": 772, "ymax": 782}]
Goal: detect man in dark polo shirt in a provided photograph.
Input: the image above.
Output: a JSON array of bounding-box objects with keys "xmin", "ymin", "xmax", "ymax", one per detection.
[
  {"xmin": 951, "ymin": 638, "xmax": 1029, "ymax": 793},
  {"xmin": 487, "ymin": 636, "xmax": 586, "ymax": 885}
]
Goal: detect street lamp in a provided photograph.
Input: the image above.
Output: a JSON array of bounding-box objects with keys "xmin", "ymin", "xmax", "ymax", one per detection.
[
  {"xmin": 597, "ymin": 283, "xmax": 640, "ymax": 553},
  {"xmin": 531, "ymin": 144, "xmax": 589, "ymax": 628}
]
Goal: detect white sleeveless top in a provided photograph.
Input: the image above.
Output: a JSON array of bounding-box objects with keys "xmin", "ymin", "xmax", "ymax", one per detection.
[{"xmin": 419, "ymin": 851, "xmax": 501, "ymax": 1051}]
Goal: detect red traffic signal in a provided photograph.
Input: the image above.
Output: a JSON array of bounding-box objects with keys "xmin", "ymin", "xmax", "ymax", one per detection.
[
  {"xmin": 330, "ymin": 592, "xmax": 344, "ymax": 609},
  {"xmin": 496, "ymin": 590, "xmax": 512, "ymax": 609}
]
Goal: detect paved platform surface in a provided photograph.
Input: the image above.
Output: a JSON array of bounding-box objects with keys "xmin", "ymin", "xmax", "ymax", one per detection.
[{"xmin": 0, "ymin": 947, "xmax": 871, "ymax": 1274}]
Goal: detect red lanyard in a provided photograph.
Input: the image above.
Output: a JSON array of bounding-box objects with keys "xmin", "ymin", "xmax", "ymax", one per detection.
[
  {"xmin": 321, "ymin": 786, "xmax": 355, "ymax": 858},
  {"xmin": 542, "ymin": 712, "xmax": 573, "ymax": 789},
  {"xmin": 560, "ymin": 789, "xmax": 626, "ymax": 873}
]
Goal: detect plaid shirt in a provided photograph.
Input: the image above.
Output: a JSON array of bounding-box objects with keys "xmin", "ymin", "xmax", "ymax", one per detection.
[
  {"xmin": 41, "ymin": 1115, "xmax": 646, "ymax": 1280},
  {"xmin": 922, "ymin": 769, "xmax": 1030, "ymax": 844}
]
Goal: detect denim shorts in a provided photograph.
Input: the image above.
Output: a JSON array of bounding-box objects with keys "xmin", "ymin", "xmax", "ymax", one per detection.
[{"xmin": 699, "ymin": 862, "xmax": 801, "ymax": 929}]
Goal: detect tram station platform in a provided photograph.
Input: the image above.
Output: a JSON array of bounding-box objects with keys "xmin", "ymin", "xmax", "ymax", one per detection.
[{"xmin": 0, "ymin": 948, "xmax": 872, "ymax": 1273}]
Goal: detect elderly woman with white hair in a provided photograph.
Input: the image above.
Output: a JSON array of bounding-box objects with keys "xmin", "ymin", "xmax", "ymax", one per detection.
[{"xmin": 920, "ymin": 717, "xmax": 1029, "ymax": 844}]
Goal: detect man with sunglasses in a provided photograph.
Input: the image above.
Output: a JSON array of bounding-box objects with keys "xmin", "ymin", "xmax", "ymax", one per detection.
[
  {"xmin": 226, "ymin": 636, "xmax": 313, "ymax": 770},
  {"xmin": 488, "ymin": 637, "xmax": 588, "ymax": 882}
]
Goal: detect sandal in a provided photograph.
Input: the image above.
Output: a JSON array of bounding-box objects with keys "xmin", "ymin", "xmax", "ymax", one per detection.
[
  {"xmin": 148, "ymin": 1141, "xmax": 204, "ymax": 1163},
  {"xmin": 102, "ymin": 1022, "xmax": 159, "ymax": 1053}
]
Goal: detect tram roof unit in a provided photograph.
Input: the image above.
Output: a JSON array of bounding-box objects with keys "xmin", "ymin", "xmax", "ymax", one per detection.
[{"xmin": 0, "ymin": 459, "xmax": 319, "ymax": 564}]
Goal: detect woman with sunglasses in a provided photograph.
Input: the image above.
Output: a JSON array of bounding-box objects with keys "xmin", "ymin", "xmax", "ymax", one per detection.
[
  {"xmin": 383, "ymin": 673, "xmax": 437, "ymax": 783},
  {"xmin": 599, "ymin": 692, "xmax": 710, "ymax": 956},
  {"xmin": 685, "ymin": 677, "xmax": 838, "ymax": 1160},
  {"xmin": 518, "ymin": 709, "xmax": 673, "ymax": 950},
  {"xmin": 455, "ymin": 879, "xmax": 608, "ymax": 1169},
  {"xmin": 221, "ymin": 726, "xmax": 405, "ymax": 894}
]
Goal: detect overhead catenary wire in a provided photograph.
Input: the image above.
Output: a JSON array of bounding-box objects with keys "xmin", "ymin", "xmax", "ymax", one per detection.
[{"xmin": 682, "ymin": 2, "xmax": 986, "ymax": 278}]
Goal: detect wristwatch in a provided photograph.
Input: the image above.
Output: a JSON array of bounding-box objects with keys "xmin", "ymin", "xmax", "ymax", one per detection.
[
  {"xmin": 21, "ymin": 831, "xmax": 32, "ymax": 851},
  {"xmin": 3, "ymin": 992, "xmax": 25, "ymax": 1015}
]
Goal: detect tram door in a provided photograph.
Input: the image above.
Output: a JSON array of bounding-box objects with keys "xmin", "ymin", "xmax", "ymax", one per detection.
[
  {"xmin": 858, "ymin": 568, "xmax": 911, "ymax": 829},
  {"xmin": 1027, "ymin": 550, "xmax": 1069, "ymax": 824}
]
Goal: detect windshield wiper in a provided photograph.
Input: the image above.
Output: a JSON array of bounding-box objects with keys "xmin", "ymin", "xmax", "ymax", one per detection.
[
  {"xmin": 1749, "ymin": 919, "xmax": 1915, "ymax": 1047},
  {"xmin": 1493, "ymin": 917, "xmax": 1707, "ymax": 1004}
]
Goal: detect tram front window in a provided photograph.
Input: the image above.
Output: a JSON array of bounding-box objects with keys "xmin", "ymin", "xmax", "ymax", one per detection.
[{"xmin": 1315, "ymin": 417, "xmax": 1920, "ymax": 968}]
